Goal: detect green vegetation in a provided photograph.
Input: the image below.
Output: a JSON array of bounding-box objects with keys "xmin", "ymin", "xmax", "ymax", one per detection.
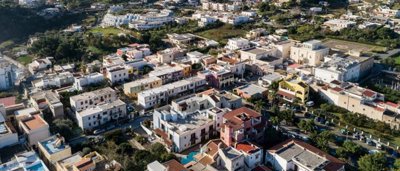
[
  {"xmin": 317, "ymin": 103, "xmax": 400, "ymax": 146},
  {"xmin": 89, "ymin": 27, "xmax": 126, "ymax": 36},
  {"xmin": 365, "ymin": 83, "xmax": 400, "ymax": 103},
  {"xmin": 16, "ymin": 55, "xmax": 33, "ymax": 65},
  {"xmin": 29, "ymin": 30, "xmax": 137, "ymax": 64},
  {"xmin": 0, "ymin": 40, "xmax": 15, "ymax": 51},
  {"xmin": 0, "ymin": 3, "xmax": 89, "ymax": 43},
  {"xmin": 309, "ymin": 131, "xmax": 332, "ymax": 152},
  {"xmin": 336, "ymin": 141, "xmax": 367, "ymax": 160},
  {"xmin": 357, "ymin": 153, "xmax": 388, "ymax": 171},
  {"xmin": 51, "ymin": 119, "xmax": 81, "ymax": 140},
  {"xmin": 196, "ymin": 24, "xmax": 246, "ymax": 45}
]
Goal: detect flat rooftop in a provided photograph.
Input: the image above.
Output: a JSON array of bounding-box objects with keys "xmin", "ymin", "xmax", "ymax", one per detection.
[
  {"xmin": 277, "ymin": 143, "xmax": 328, "ymax": 170},
  {"xmin": 158, "ymin": 108, "xmax": 213, "ymax": 135},
  {"xmin": 235, "ymin": 84, "xmax": 267, "ymax": 96},
  {"xmin": 22, "ymin": 114, "xmax": 47, "ymax": 131},
  {"xmin": 70, "ymin": 87, "xmax": 115, "ymax": 101},
  {"xmin": 39, "ymin": 135, "xmax": 69, "ymax": 154},
  {"xmin": 77, "ymin": 99, "xmax": 125, "ymax": 117},
  {"xmin": 124, "ymin": 76, "xmax": 161, "ymax": 88}
]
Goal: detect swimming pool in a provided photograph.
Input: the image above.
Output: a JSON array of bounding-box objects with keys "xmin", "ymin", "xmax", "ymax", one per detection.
[
  {"xmin": 27, "ymin": 163, "xmax": 47, "ymax": 171},
  {"xmin": 180, "ymin": 151, "xmax": 199, "ymax": 165}
]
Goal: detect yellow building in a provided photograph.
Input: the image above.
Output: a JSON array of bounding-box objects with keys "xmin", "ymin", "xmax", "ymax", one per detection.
[
  {"xmin": 277, "ymin": 75, "xmax": 309, "ymax": 104},
  {"xmin": 123, "ymin": 76, "xmax": 163, "ymax": 98},
  {"xmin": 179, "ymin": 63, "xmax": 192, "ymax": 77}
]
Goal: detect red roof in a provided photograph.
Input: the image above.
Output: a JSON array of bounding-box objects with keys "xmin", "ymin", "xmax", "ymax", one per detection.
[
  {"xmin": 163, "ymin": 159, "xmax": 188, "ymax": 171},
  {"xmin": 268, "ymin": 139, "xmax": 345, "ymax": 171},
  {"xmin": 386, "ymin": 101, "xmax": 399, "ymax": 108},
  {"xmin": 288, "ymin": 63, "xmax": 301, "ymax": 69},
  {"xmin": 363, "ymin": 89, "xmax": 376, "ymax": 97},
  {"xmin": 0, "ymin": 96, "xmax": 16, "ymax": 107},
  {"xmin": 236, "ymin": 142, "xmax": 259, "ymax": 154},
  {"xmin": 223, "ymin": 107, "xmax": 261, "ymax": 125},
  {"xmin": 331, "ymin": 87, "xmax": 343, "ymax": 92},
  {"xmin": 154, "ymin": 128, "xmax": 172, "ymax": 147},
  {"xmin": 277, "ymin": 90, "xmax": 295, "ymax": 98},
  {"xmin": 252, "ymin": 166, "xmax": 272, "ymax": 171}
]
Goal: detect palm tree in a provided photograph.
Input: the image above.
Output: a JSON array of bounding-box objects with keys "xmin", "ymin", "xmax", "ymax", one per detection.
[{"xmin": 255, "ymin": 100, "xmax": 266, "ymax": 113}]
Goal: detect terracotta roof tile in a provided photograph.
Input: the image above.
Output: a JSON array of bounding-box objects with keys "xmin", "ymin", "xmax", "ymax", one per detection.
[
  {"xmin": 23, "ymin": 114, "xmax": 47, "ymax": 131},
  {"xmin": 163, "ymin": 159, "xmax": 188, "ymax": 171},
  {"xmin": 0, "ymin": 96, "xmax": 16, "ymax": 107},
  {"xmin": 223, "ymin": 107, "xmax": 261, "ymax": 126}
]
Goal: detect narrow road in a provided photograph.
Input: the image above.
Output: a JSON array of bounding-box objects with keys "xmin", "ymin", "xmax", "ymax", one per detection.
[{"xmin": 375, "ymin": 48, "xmax": 400, "ymax": 60}]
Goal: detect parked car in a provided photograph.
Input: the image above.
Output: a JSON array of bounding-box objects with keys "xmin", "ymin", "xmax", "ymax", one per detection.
[{"xmin": 93, "ymin": 129, "xmax": 105, "ymax": 135}]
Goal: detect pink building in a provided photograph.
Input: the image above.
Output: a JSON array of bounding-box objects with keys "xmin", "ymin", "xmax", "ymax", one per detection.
[{"xmin": 220, "ymin": 107, "xmax": 266, "ymax": 147}]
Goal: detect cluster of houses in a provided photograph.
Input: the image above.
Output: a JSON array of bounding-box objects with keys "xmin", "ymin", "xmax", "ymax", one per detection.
[{"xmin": 101, "ymin": 6, "xmax": 177, "ymax": 30}]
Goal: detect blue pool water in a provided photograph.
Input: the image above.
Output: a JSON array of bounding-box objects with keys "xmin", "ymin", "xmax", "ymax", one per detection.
[
  {"xmin": 27, "ymin": 163, "xmax": 46, "ymax": 171},
  {"xmin": 180, "ymin": 151, "xmax": 199, "ymax": 165}
]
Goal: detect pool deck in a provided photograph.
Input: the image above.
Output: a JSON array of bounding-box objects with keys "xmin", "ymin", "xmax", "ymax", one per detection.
[{"xmin": 180, "ymin": 143, "xmax": 202, "ymax": 155}]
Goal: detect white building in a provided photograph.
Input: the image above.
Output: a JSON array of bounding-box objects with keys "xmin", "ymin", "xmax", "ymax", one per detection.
[
  {"xmin": 101, "ymin": 13, "xmax": 139, "ymax": 27},
  {"xmin": 19, "ymin": 114, "xmax": 51, "ymax": 146},
  {"xmin": 236, "ymin": 142, "xmax": 263, "ymax": 170},
  {"xmin": 18, "ymin": 0, "xmax": 45, "ymax": 7},
  {"xmin": 0, "ymin": 151, "xmax": 49, "ymax": 171},
  {"xmin": 324, "ymin": 19, "xmax": 357, "ymax": 31},
  {"xmin": 0, "ymin": 114, "xmax": 18, "ymax": 149},
  {"xmin": 152, "ymin": 95, "xmax": 217, "ymax": 152},
  {"xmin": 225, "ymin": 38, "xmax": 251, "ymax": 50},
  {"xmin": 105, "ymin": 65, "xmax": 130, "ymax": 84},
  {"xmin": 32, "ymin": 72, "xmax": 74, "ymax": 89},
  {"xmin": 198, "ymin": 17, "xmax": 217, "ymax": 27},
  {"xmin": 0, "ymin": 59, "xmax": 18, "ymax": 90},
  {"xmin": 70, "ymin": 87, "xmax": 117, "ymax": 112},
  {"xmin": 76, "ymin": 99, "xmax": 126, "ymax": 131},
  {"xmin": 314, "ymin": 54, "xmax": 362, "ymax": 83},
  {"xmin": 28, "ymin": 58, "xmax": 52, "ymax": 74},
  {"xmin": 73, "ymin": 72, "xmax": 105, "ymax": 91},
  {"xmin": 266, "ymin": 139, "xmax": 345, "ymax": 171},
  {"xmin": 218, "ymin": 146, "xmax": 245, "ymax": 171},
  {"xmin": 290, "ymin": 40, "xmax": 329, "ymax": 66},
  {"xmin": 376, "ymin": 6, "xmax": 400, "ymax": 18},
  {"xmin": 138, "ymin": 76, "xmax": 206, "ymax": 109},
  {"xmin": 128, "ymin": 9, "xmax": 174, "ymax": 30},
  {"xmin": 148, "ymin": 65, "xmax": 184, "ymax": 84}
]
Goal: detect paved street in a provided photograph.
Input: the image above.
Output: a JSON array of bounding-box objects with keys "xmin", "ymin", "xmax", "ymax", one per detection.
[{"xmin": 69, "ymin": 115, "xmax": 151, "ymax": 146}]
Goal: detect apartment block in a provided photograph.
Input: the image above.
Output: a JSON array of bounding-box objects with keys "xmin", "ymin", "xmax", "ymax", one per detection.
[
  {"xmin": 315, "ymin": 54, "xmax": 374, "ymax": 83},
  {"xmin": 73, "ymin": 72, "xmax": 105, "ymax": 91},
  {"xmin": 290, "ymin": 40, "xmax": 329, "ymax": 66},
  {"xmin": 138, "ymin": 76, "xmax": 206, "ymax": 109},
  {"xmin": 225, "ymin": 38, "xmax": 251, "ymax": 51},
  {"xmin": 104, "ymin": 65, "xmax": 130, "ymax": 84},
  {"xmin": 198, "ymin": 65, "xmax": 235, "ymax": 89},
  {"xmin": 220, "ymin": 107, "xmax": 265, "ymax": 147},
  {"xmin": 277, "ymin": 75, "xmax": 310, "ymax": 104},
  {"xmin": 123, "ymin": 76, "xmax": 163, "ymax": 97},
  {"xmin": 149, "ymin": 65, "xmax": 185, "ymax": 84},
  {"xmin": 152, "ymin": 95, "xmax": 216, "ymax": 152},
  {"xmin": 76, "ymin": 99, "xmax": 126, "ymax": 131},
  {"xmin": 70, "ymin": 87, "xmax": 117, "ymax": 112}
]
